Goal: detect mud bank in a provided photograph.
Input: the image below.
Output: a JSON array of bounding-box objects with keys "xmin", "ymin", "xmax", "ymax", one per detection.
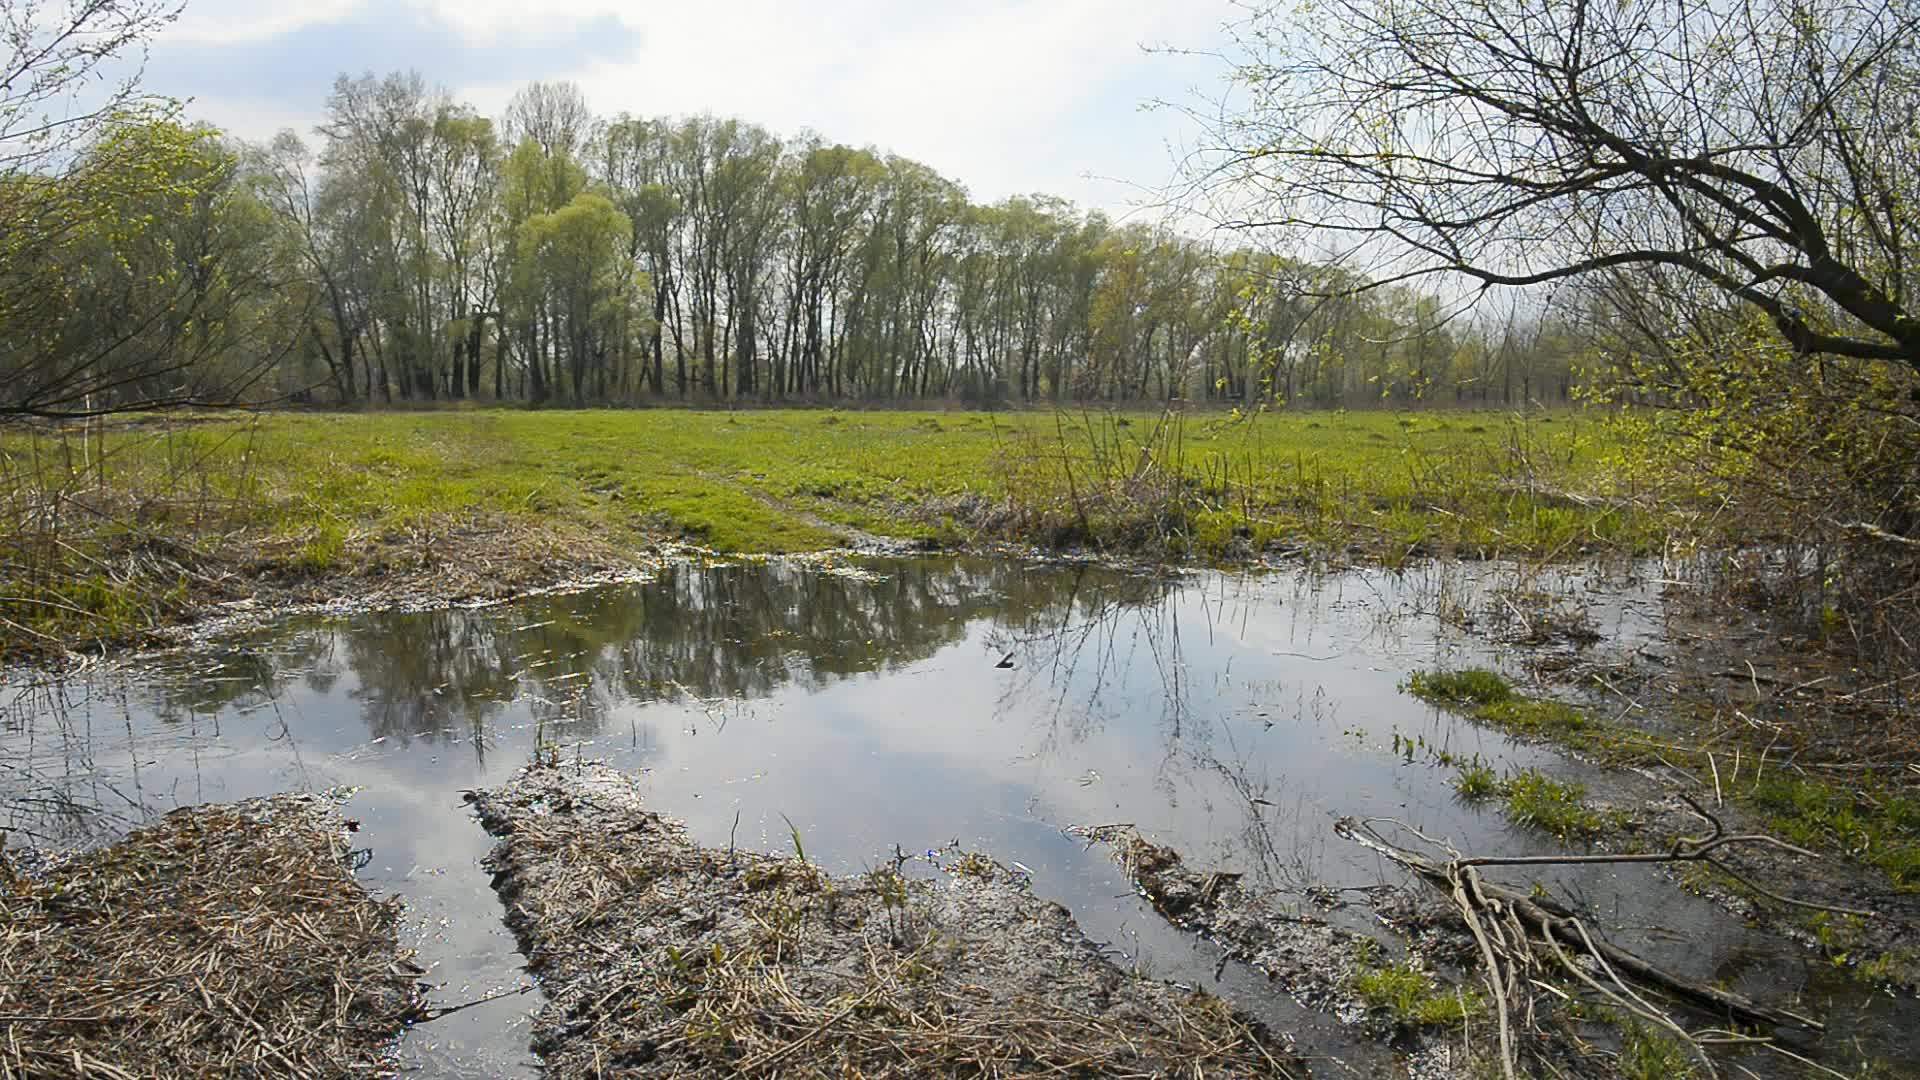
[
  {"xmin": 467, "ymin": 764, "xmax": 1300, "ymax": 1077},
  {"xmin": 1100, "ymin": 833, "xmax": 1497, "ymax": 1078},
  {"xmin": 1107, "ymin": 827, "xmax": 1920, "ymax": 1079},
  {"xmin": 0, "ymin": 796, "xmax": 424, "ymax": 1078}
]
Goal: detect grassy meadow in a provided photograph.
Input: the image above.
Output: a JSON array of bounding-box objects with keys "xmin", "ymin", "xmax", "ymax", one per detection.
[{"xmin": 0, "ymin": 406, "xmax": 1664, "ymax": 654}]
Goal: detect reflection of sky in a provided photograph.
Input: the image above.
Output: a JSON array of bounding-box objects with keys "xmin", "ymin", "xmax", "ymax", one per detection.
[{"xmin": 0, "ymin": 558, "xmax": 1891, "ymax": 1077}]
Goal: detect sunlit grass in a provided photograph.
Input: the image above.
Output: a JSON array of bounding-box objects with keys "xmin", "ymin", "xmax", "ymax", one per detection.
[{"xmin": 0, "ymin": 406, "xmax": 1654, "ymax": 653}]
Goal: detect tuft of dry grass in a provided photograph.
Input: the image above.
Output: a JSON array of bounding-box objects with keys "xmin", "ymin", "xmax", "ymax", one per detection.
[
  {"xmin": 0, "ymin": 796, "xmax": 425, "ymax": 1079},
  {"xmin": 469, "ymin": 764, "xmax": 1300, "ymax": 1077}
]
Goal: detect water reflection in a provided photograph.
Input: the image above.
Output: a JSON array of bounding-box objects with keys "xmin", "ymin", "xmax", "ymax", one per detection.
[
  {"xmin": 112, "ymin": 560, "xmax": 1177, "ymax": 755},
  {"xmin": 0, "ymin": 556, "xmax": 1901, "ymax": 1077}
]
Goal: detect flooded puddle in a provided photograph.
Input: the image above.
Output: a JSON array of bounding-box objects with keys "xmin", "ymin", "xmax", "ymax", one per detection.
[{"xmin": 1, "ymin": 556, "xmax": 1907, "ymax": 1075}]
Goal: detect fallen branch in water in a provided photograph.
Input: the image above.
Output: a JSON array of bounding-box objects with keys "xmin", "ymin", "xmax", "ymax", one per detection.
[{"xmin": 1337, "ymin": 796, "xmax": 1835, "ymax": 1080}]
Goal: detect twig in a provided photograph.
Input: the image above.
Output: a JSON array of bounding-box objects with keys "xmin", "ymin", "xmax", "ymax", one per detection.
[
  {"xmin": 1338, "ymin": 815, "xmax": 1827, "ymax": 1033},
  {"xmin": 414, "ymin": 984, "xmax": 535, "ymax": 1024}
]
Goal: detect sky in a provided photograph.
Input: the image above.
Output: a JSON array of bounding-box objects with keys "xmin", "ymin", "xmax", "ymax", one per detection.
[{"xmin": 141, "ymin": 0, "xmax": 1243, "ymax": 222}]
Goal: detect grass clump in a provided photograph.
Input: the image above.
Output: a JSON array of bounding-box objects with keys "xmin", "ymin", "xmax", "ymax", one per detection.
[
  {"xmin": 1617, "ymin": 1020, "xmax": 1697, "ymax": 1080},
  {"xmin": 1453, "ymin": 763, "xmax": 1619, "ymax": 842},
  {"xmin": 1503, "ymin": 771, "xmax": 1612, "ymax": 841},
  {"xmin": 1407, "ymin": 668, "xmax": 1515, "ymax": 708},
  {"xmin": 1412, "ymin": 669, "xmax": 1623, "ymax": 756},
  {"xmin": 1477, "ymin": 698, "xmax": 1593, "ymax": 738},
  {"xmin": 1749, "ymin": 775, "xmax": 1920, "ymax": 891},
  {"xmin": 1348, "ymin": 946, "xmax": 1480, "ymax": 1027},
  {"xmin": 1453, "ymin": 760, "xmax": 1502, "ymax": 801}
]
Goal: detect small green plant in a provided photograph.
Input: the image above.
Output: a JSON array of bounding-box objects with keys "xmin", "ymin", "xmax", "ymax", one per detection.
[
  {"xmin": 1501, "ymin": 770, "xmax": 1611, "ymax": 841},
  {"xmin": 865, "ymin": 866, "xmax": 916, "ymax": 942},
  {"xmin": 1617, "ymin": 1020, "xmax": 1696, "ymax": 1080},
  {"xmin": 1855, "ymin": 947, "xmax": 1920, "ymax": 986},
  {"xmin": 531, "ymin": 714, "xmax": 560, "ymax": 768},
  {"xmin": 779, "ymin": 813, "xmax": 808, "ymax": 864},
  {"xmin": 1407, "ymin": 669, "xmax": 1514, "ymax": 707},
  {"xmin": 950, "ymin": 852, "xmax": 999, "ymax": 879},
  {"xmin": 1453, "ymin": 761, "xmax": 1501, "ymax": 801},
  {"xmin": 1348, "ymin": 950, "xmax": 1480, "ymax": 1027}
]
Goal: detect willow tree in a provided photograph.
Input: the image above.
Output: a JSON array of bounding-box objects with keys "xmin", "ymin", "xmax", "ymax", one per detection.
[
  {"xmin": 511, "ymin": 192, "xmax": 643, "ymax": 404},
  {"xmin": 0, "ymin": 0, "xmax": 260, "ymax": 416},
  {"xmin": 45, "ymin": 122, "xmax": 304, "ymax": 407},
  {"xmin": 1, "ymin": 117, "xmax": 301, "ymax": 416}
]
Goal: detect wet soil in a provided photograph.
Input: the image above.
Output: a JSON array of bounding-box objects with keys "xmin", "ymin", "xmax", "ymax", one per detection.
[
  {"xmin": 467, "ymin": 763, "xmax": 1301, "ymax": 1077},
  {"xmin": 1491, "ymin": 588, "xmax": 1920, "ymax": 986},
  {"xmin": 1099, "ymin": 833, "xmax": 1551, "ymax": 1080}
]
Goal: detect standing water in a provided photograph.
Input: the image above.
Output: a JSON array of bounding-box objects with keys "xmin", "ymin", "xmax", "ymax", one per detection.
[{"xmin": 0, "ymin": 557, "xmax": 1907, "ymax": 1076}]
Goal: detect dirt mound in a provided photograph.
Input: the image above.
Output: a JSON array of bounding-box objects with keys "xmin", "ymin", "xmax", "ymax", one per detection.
[
  {"xmin": 468, "ymin": 764, "xmax": 1300, "ymax": 1077},
  {"xmin": 1108, "ymin": 834, "xmax": 1386, "ymax": 1021}
]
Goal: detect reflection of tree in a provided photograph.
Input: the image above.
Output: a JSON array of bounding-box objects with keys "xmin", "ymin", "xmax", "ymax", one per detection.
[
  {"xmin": 2, "ymin": 558, "xmax": 1237, "ymax": 839},
  {"xmin": 2, "ymin": 674, "xmax": 175, "ymax": 843},
  {"xmin": 989, "ymin": 569, "xmax": 1326, "ymax": 892},
  {"xmin": 343, "ymin": 611, "xmax": 519, "ymax": 748},
  {"xmin": 988, "ymin": 566, "xmax": 1186, "ymax": 749},
  {"xmin": 598, "ymin": 560, "xmax": 1162, "ymax": 702},
  {"xmin": 143, "ymin": 639, "xmax": 337, "ymax": 719},
  {"xmin": 179, "ymin": 559, "xmax": 1191, "ymax": 756}
]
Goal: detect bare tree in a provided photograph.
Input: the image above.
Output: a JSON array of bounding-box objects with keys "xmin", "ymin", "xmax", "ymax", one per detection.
[
  {"xmin": 502, "ymin": 81, "xmax": 595, "ymax": 162},
  {"xmin": 1189, "ymin": 0, "xmax": 1920, "ymax": 372},
  {"xmin": 0, "ymin": 0, "xmax": 183, "ymax": 166}
]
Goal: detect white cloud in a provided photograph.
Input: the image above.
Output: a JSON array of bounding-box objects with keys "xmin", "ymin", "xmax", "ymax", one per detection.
[
  {"xmin": 154, "ymin": 0, "xmax": 1238, "ymax": 215},
  {"xmin": 166, "ymin": 0, "xmax": 362, "ymax": 44}
]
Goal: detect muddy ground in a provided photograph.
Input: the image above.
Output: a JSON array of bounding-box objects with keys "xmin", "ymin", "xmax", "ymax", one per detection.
[
  {"xmin": 0, "ymin": 795, "xmax": 424, "ymax": 1078},
  {"xmin": 1525, "ymin": 628, "xmax": 1920, "ymax": 982},
  {"xmin": 1093, "ymin": 832, "xmax": 1548, "ymax": 1080},
  {"xmin": 466, "ymin": 763, "xmax": 1302, "ymax": 1078}
]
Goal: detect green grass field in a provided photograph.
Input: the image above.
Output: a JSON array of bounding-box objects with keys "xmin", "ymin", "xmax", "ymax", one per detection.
[{"xmin": 0, "ymin": 406, "xmax": 1662, "ymax": 653}]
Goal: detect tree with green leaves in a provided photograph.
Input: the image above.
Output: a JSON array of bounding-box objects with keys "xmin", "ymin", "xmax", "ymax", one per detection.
[
  {"xmin": 512, "ymin": 192, "xmax": 641, "ymax": 403},
  {"xmin": 0, "ymin": 0, "xmax": 306, "ymax": 417},
  {"xmin": 194, "ymin": 65, "xmax": 1596, "ymax": 411}
]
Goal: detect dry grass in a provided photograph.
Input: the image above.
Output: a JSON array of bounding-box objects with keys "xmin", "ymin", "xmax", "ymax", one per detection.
[
  {"xmin": 468, "ymin": 764, "xmax": 1298, "ymax": 1078},
  {"xmin": 0, "ymin": 796, "xmax": 424, "ymax": 1079}
]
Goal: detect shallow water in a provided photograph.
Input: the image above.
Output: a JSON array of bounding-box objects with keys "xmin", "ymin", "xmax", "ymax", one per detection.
[{"xmin": 1, "ymin": 556, "xmax": 1908, "ymax": 1076}]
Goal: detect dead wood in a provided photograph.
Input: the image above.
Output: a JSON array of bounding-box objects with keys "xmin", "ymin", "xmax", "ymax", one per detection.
[
  {"xmin": 1336, "ymin": 814, "xmax": 1823, "ymax": 1034},
  {"xmin": 1336, "ymin": 794, "xmax": 1855, "ymax": 1080}
]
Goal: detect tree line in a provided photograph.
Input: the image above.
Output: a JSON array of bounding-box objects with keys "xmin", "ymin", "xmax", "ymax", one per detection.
[{"xmin": 2, "ymin": 67, "xmax": 1589, "ymax": 417}]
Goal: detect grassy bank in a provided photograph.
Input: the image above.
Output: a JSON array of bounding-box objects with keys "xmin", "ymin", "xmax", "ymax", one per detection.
[
  {"xmin": 1410, "ymin": 668, "xmax": 1920, "ymax": 891},
  {"xmin": 1409, "ymin": 662, "xmax": 1920, "ymax": 972},
  {"xmin": 0, "ymin": 406, "xmax": 1654, "ymax": 656}
]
